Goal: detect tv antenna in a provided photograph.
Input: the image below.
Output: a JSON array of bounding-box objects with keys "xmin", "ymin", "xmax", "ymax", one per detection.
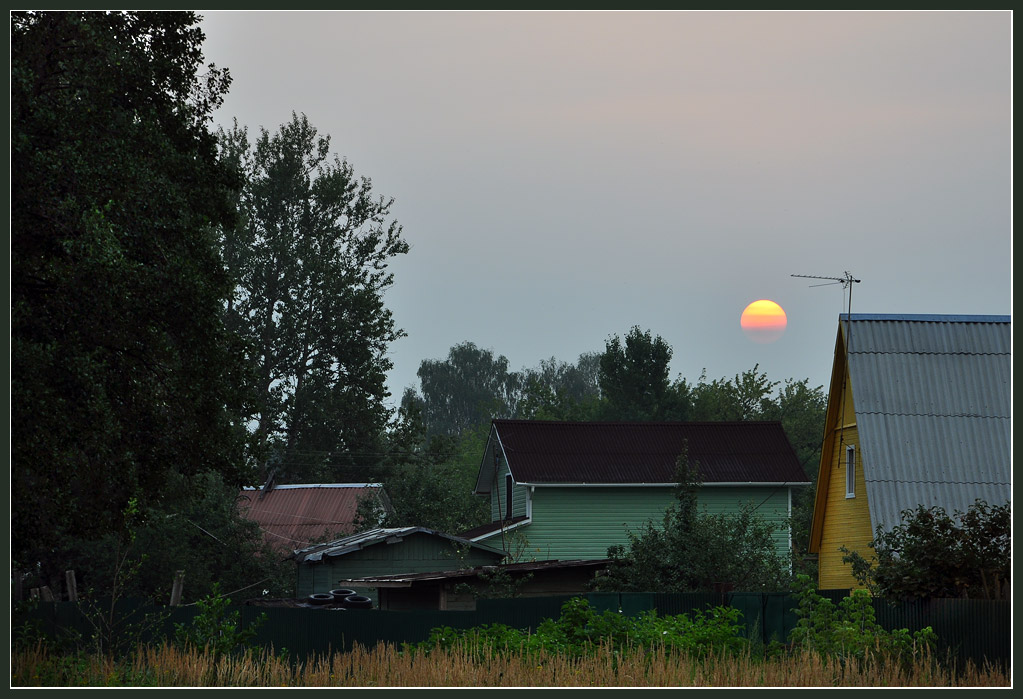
[
  {"xmin": 791, "ymin": 271, "xmax": 860, "ymax": 320},
  {"xmin": 792, "ymin": 271, "xmax": 861, "ymax": 455}
]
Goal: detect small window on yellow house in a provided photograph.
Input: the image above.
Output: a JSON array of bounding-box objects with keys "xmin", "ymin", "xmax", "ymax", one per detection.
[{"xmin": 845, "ymin": 445, "xmax": 856, "ymax": 498}]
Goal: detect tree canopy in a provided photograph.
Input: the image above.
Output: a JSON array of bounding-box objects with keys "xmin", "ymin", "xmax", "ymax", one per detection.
[
  {"xmin": 218, "ymin": 112, "xmax": 409, "ymax": 483},
  {"xmin": 11, "ymin": 11, "xmax": 254, "ymax": 584}
]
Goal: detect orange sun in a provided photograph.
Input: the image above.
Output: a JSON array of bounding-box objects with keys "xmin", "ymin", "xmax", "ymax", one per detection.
[{"xmin": 740, "ymin": 299, "xmax": 787, "ymax": 344}]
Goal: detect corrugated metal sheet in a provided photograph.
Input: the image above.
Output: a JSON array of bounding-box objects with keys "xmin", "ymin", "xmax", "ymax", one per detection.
[
  {"xmin": 491, "ymin": 420, "xmax": 808, "ymax": 485},
  {"xmin": 843, "ymin": 314, "xmax": 1011, "ymax": 533},
  {"xmin": 237, "ymin": 483, "xmax": 385, "ymax": 554},
  {"xmin": 292, "ymin": 526, "xmax": 503, "ymax": 563}
]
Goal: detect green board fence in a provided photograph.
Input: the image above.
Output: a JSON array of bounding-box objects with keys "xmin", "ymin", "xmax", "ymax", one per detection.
[{"xmin": 14, "ymin": 592, "xmax": 1009, "ymax": 670}]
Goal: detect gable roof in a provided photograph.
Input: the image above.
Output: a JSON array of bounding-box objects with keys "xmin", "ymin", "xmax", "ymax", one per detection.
[
  {"xmin": 237, "ymin": 483, "xmax": 388, "ymax": 554},
  {"xmin": 291, "ymin": 526, "xmax": 505, "ymax": 563},
  {"xmin": 476, "ymin": 420, "xmax": 809, "ymax": 492},
  {"xmin": 811, "ymin": 313, "xmax": 1010, "ymax": 545}
]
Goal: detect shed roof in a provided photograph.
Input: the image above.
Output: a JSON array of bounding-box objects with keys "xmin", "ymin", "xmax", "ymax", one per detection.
[
  {"xmin": 477, "ymin": 420, "xmax": 808, "ymax": 492},
  {"xmin": 341, "ymin": 558, "xmax": 609, "ymax": 587},
  {"xmin": 237, "ymin": 483, "xmax": 387, "ymax": 554},
  {"xmin": 291, "ymin": 526, "xmax": 505, "ymax": 564},
  {"xmin": 841, "ymin": 313, "xmax": 1011, "ymax": 532}
]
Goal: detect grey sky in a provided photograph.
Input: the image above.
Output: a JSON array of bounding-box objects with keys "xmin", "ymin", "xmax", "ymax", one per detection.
[{"xmin": 198, "ymin": 10, "xmax": 1012, "ymax": 407}]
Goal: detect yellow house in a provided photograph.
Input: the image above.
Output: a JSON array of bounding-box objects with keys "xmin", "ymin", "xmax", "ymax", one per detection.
[{"xmin": 808, "ymin": 314, "xmax": 1011, "ymax": 590}]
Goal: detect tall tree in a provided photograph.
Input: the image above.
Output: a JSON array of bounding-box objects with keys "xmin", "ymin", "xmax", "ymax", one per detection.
[
  {"xmin": 404, "ymin": 341, "xmax": 521, "ymax": 438},
  {"xmin": 598, "ymin": 327, "xmax": 691, "ymax": 421},
  {"xmin": 518, "ymin": 354, "xmax": 602, "ymax": 421},
  {"xmin": 218, "ymin": 113, "xmax": 409, "ymax": 483},
  {"xmin": 11, "ymin": 11, "xmax": 253, "ymax": 584}
]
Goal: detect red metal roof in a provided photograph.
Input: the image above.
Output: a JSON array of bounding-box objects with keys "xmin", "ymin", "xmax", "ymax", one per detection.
[
  {"xmin": 489, "ymin": 420, "xmax": 808, "ymax": 486},
  {"xmin": 237, "ymin": 484, "xmax": 386, "ymax": 553}
]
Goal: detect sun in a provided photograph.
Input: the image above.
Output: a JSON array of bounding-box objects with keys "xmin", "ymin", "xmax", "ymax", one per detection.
[{"xmin": 740, "ymin": 299, "xmax": 787, "ymax": 344}]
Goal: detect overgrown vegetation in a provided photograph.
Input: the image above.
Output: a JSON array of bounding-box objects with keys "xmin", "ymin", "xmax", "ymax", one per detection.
[
  {"xmin": 411, "ymin": 597, "xmax": 747, "ymax": 660},
  {"xmin": 173, "ymin": 584, "xmax": 268, "ymax": 659},
  {"xmin": 787, "ymin": 574, "xmax": 936, "ymax": 666},
  {"xmin": 840, "ymin": 500, "xmax": 1010, "ymax": 601},
  {"xmin": 11, "ymin": 642, "xmax": 1008, "ymax": 687},
  {"xmin": 11, "ymin": 592, "xmax": 1004, "ymax": 687}
]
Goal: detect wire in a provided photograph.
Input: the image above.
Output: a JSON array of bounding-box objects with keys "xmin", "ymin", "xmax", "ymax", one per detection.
[{"xmin": 178, "ymin": 577, "xmax": 273, "ymax": 606}]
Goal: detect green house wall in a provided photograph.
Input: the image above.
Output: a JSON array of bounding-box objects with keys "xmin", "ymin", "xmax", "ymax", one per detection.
[
  {"xmin": 480, "ymin": 485, "xmax": 794, "ymax": 562},
  {"xmin": 488, "ymin": 444, "xmax": 527, "ymax": 522},
  {"xmin": 296, "ymin": 532, "xmax": 504, "ymax": 598}
]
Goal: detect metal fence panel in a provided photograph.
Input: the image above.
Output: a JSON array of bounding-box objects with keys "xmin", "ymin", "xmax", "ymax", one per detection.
[{"xmin": 14, "ymin": 593, "xmax": 1009, "ymax": 668}]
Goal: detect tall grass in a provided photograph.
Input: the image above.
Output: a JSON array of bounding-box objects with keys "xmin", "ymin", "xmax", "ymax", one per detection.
[{"xmin": 11, "ymin": 641, "xmax": 1009, "ymax": 688}]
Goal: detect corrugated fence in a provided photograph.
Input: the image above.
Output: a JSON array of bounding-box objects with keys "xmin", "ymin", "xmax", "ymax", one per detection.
[{"xmin": 16, "ymin": 591, "xmax": 1009, "ymax": 669}]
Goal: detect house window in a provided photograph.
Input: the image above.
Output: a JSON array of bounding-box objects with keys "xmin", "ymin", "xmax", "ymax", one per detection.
[
  {"xmin": 505, "ymin": 474, "xmax": 513, "ymax": 520},
  {"xmin": 845, "ymin": 445, "xmax": 856, "ymax": 498}
]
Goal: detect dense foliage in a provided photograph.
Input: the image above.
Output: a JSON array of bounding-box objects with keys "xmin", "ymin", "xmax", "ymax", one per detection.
[
  {"xmin": 412, "ymin": 596, "xmax": 747, "ymax": 660},
  {"xmin": 11, "ymin": 10, "xmax": 256, "ymax": 594},
  {"xmin": 840, "ymin": 500, "xmax": 1010, "ymax": 601},
  {"xmin": 218, "ymin": 113, "xmax": 408, "ymax": 484},
  {"xmin": 592, "ymin": 452, "xmax": 790, "ymax": 593},
  {"xmin": 787, "ymin": 574, "xmax": 936, "ymax": 665}
]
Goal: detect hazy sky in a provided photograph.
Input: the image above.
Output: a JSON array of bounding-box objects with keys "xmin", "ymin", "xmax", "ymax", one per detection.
[{"xmin": 198, "ymin": 10, "xmax": 1012, "ymax": 407}]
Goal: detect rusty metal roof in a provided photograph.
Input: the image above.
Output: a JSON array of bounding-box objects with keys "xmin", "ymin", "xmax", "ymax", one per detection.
[
  {"xmin": 483, "ymin": 420, "xmax": 808, "ymax": 488},
  {"xmin": 237, "ymin": 483, "xmax": 387, "ymax": 554}
]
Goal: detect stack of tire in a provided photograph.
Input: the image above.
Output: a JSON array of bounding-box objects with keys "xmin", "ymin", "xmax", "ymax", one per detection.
[{"xmin": 305, "ymin": 588, "xmax": 373, "ymax": 609}]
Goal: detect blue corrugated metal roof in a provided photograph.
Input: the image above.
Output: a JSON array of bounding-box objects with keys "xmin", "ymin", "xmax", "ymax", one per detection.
[
  {"xmin": 845, "ymin": 314, "xmax": 1009, "ymax": 323},
  {"xmin": 843, "ymin": 314, "xmax": 1011, "ymax": 533}
]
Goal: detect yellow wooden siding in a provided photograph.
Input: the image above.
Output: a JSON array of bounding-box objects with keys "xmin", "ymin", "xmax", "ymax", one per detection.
[{"xmin": 817, "ymin": 422, "xmax": 874, "ymax": 589}]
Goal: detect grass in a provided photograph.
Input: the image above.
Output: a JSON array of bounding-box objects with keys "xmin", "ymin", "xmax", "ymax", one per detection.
[{"xmin": 11, "ymin": 641, "xmax": 1009, "ymax": 688}]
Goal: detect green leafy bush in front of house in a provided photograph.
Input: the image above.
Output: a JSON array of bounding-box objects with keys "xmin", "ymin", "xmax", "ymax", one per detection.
[
  {"xmin": 787, "ymin": 574, "xmax": 936, "ymax": 666},
  {"xmin": 173, "ymin": 583, "xmax": 267, "ymax": 659}
]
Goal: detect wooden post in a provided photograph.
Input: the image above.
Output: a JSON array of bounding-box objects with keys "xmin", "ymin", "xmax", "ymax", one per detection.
[
  {"xmin": 170, "ymin": 570, "xmax": 185, "ymax": 606},
  {"xmin": 29, "ymin": 587, "xmax": 39, "ymax": 600},
  {"xmin": 39, "ymin": 586, "xmax": 54, "ymax": 602},
  {"xmin": 65, "ymin": 570, "xmax": 78, "ymax": 602}
]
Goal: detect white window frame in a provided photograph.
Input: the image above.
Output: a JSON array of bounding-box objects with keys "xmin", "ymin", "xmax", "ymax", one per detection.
[{"xmin": 845, "ymin": 445, "xmax": 856, "ymax": 498}]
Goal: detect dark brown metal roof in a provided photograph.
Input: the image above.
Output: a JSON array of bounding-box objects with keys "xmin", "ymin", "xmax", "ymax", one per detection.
[
  {"xmin": 237, "ymin": 484, "xmax": 386, "ymax": 554},
  {"xmin": 490, "ymin": 420, "xmax": 808, "ymax": 485}
]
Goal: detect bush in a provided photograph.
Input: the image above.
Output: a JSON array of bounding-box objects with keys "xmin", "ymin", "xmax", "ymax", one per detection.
[
  {"xmin": 173, "ymin": 583, "xmax": 267, "ymax": 659},
  {"xmin": 787, "ymin": 574, "xmax": 936, "ymax": 665},
  {"xmin": 841, "ymin": 500, "xmax": 1010, "ymax": 601},
  {"xmin": 411, "ymin": 596, "xmax": 747, "ymax": 660}
]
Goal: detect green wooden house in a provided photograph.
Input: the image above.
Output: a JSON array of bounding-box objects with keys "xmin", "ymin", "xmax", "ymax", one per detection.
[
  {"xmin": 463, "ymin": 420, "xmax": 809, "ymax": 562},
  {"xmin": 291, "ymin": 527, "xmax": 506, "ymax": 599}
]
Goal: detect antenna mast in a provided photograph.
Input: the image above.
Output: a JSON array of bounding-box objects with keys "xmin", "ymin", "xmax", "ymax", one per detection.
[{"xmin": 791, "ymin": 271, "xmax": 860, "ymax": 321}]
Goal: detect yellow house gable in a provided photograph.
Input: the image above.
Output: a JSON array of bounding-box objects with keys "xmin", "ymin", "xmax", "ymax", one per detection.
[{"xmin": 808, "ymin": 324, "xmax": 874, "ymax": 590}]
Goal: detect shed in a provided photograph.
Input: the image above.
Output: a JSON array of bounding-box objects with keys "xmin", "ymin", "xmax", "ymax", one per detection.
[
  {"xmin": 291, "ymin": 527, "xmax": 507, "ymax": 600},
  {"xmin": 343, "ymin": 558, "xmax": 610, "ymax": 611}
]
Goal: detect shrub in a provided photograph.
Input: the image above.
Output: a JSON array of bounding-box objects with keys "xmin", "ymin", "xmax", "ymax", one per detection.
[
  {"xmin": 173, "ymin": 583, "xmax": 267, "ymax": 659},
  {"xmin": 787, "ymin": 574, "xmax": 936, "ymax": 665},
  {"xmin": 412, "ymin": 596, "xmax": 746, "ymax": 660}
]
